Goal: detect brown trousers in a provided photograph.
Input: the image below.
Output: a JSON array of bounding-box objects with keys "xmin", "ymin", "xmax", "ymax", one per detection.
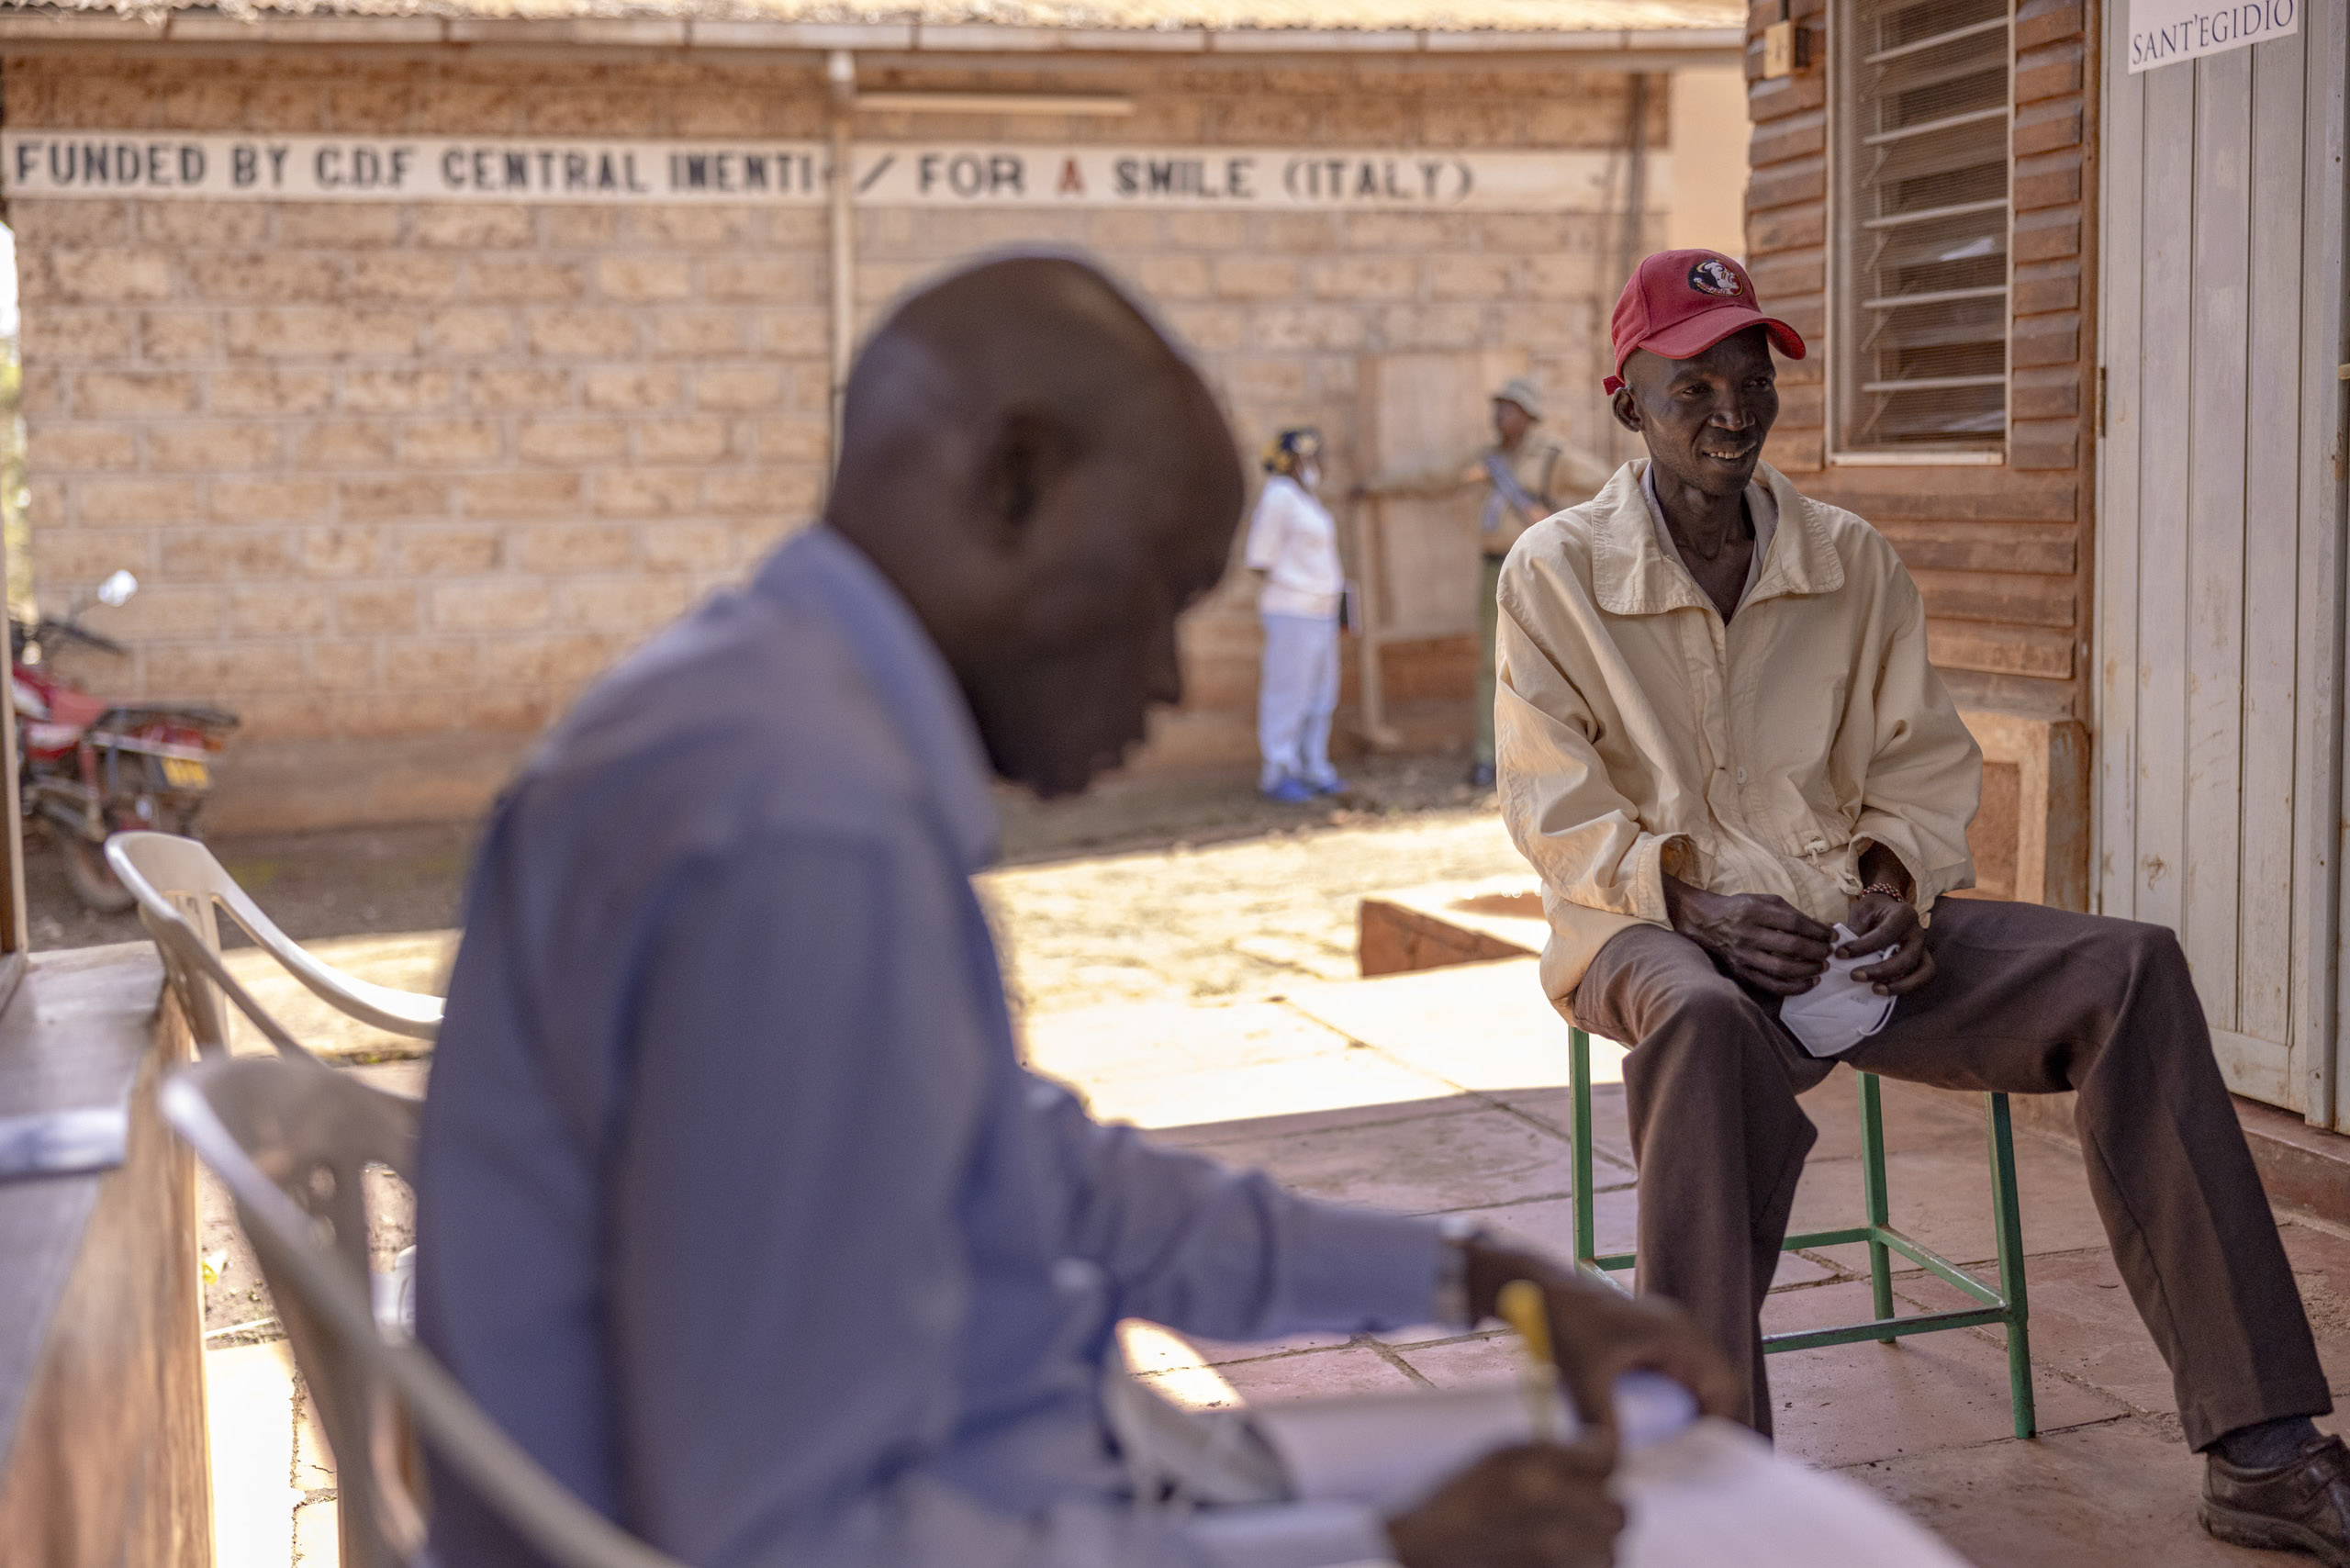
[{"xmin": 1569, "ymin": 897, "xmax": 2330, "ymax": 1449}]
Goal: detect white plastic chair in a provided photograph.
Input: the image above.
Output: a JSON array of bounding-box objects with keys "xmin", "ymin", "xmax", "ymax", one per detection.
[
  {"xmin": 106, "ymin": 830, "xmax": 442, "ymax": 1058},
  {"xmin": 164, "ymin": 1056, "xmax": 685, "ymax": 1568}
]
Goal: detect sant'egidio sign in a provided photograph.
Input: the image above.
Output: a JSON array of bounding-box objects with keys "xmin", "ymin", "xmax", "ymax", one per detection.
[
  {"xmin": 0, "ymin": 131, "xmax": 1664, "ymax": 211},
  {"xmin": 2127, "ymin": 0, "xmax": 2298, "ymax": 69}
]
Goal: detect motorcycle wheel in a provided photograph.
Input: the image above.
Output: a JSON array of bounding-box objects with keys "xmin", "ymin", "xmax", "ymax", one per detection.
[{"xmin": 60, "ymin": 834, "xmax": 135, "ymax": 915}]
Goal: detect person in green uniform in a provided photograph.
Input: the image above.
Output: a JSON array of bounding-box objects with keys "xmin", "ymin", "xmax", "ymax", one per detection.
[{"xmin": 1356, "ymin": 376, "xmax": 1613, "ymax": 787}]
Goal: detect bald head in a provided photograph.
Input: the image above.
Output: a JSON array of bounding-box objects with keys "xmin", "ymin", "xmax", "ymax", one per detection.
[
  {"xmin": 835, "ymin": 257, "xmax": 1204, "ymax": 474},
  {"xmin": 823, "ymin": 256, "xmax": 1245, "ymax": 799}
]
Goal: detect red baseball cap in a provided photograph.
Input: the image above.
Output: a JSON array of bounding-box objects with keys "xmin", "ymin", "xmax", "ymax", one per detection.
[{"xmin": 1603, "ymin": 249, "xmax": 1806, "ymax": 394}]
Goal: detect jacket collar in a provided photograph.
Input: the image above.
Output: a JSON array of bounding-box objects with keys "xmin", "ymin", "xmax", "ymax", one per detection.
[
  {"xmin": 755, "ymin": 528, "xmax": 1002, "ymax": 875},
  {"xmin": 1587, "ymin": 460, "xmax": 1843, "ymax": 618}
]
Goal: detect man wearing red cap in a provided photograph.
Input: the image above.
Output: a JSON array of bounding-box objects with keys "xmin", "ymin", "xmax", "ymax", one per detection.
[{"xmin": 1494, "ymin": 247, "xmax": 2350, "ymax": 1559}]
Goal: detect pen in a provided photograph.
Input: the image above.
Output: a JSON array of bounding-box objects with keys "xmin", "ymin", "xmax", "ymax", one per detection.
[{"xmin": 1496, "ymin": 1278, "xmax": 1561, "ymax": 1442}]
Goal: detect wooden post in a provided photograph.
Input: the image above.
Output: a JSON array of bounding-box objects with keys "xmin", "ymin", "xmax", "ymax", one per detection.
[{"xmin": 1347, "ymin": 494, "xmax": 1401, "ymax": 751}]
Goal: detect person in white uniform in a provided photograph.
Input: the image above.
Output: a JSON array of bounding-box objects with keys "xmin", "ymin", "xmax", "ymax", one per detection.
[{"xmin": 1245, "ymin": 428, "xmax": 1347, "ymax": 803}]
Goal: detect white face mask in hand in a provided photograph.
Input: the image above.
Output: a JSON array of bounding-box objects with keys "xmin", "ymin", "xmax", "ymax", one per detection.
[{"xmin": 1779, "ymin": 923, "xmax": 1897, "ymax": 1058}]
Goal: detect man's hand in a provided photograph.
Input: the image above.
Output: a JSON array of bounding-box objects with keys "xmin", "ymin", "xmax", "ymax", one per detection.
[
  {"xmin": 1843, "ymin": 891, "xmax": 1934, "ymax": 995},
  {"xmin": 1385, "ymin": 1443, "xmax": 1623, "ymax": 1568},
  {"xmin": 1662, "ymin": 876, "xmax": 1832, "ymax": 996},
  {"xmin": 1464, "ymin": 1238, "xmax": 1740, "ymax": 1449},
  {"xmin": 1847, "ymin": 846, "xmax": 1933, "ymax": 995}
]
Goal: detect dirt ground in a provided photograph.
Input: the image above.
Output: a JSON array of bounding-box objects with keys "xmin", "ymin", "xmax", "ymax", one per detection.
[
  {"xmin": 990, "ymin": 803, "xmax": 1526, "ymax": 1014},
  {"xmin": 24, "ymin": 818, "xmax": 479, "ymax": 952},
  {"xmin": 31, "ymin": 750, "xmax": 1495, "ymax": 952}
]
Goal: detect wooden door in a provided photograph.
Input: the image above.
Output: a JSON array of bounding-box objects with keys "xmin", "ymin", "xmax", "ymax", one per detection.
[
  {"xmin": 2094, "ymin": 0, "xmax": 2349, "ymax": 1118},
  {"xmin": 1349, "ymin": 351, "xmax": 1524, "ymax": 741}
]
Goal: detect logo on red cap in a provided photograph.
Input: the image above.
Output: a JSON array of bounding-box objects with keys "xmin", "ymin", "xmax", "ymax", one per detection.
[
  {"xmin": 1686, "ymin": 259, "xmax": 1742, "ymax": 297},
  {"xmin": 1602, "ymin": 248, "xmax": 1807, "ymax": 395}
]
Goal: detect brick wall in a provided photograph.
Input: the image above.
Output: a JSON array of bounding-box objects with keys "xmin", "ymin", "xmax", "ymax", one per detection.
[
  {"xmin": 1741, "ymin": 0, "xmax": 2096, "ymax": 723},
  {"xmin": 4, "ymin": 50, "xmax": 1667, "ymax": 829}
]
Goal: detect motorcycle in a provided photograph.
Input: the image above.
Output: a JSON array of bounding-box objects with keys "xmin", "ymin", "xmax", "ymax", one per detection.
[{"xmin": 11, "ymin": 570, "xmax": 241, "ymax": 913}]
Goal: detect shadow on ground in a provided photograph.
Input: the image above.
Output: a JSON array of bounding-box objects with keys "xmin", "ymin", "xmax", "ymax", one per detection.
[{"xmin": 30, "ymin": 752, "xmax": 1492, "ymax": 950}]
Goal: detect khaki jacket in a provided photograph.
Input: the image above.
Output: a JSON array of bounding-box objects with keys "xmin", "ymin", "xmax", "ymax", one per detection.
[
  {"xmin": 1369, "ymin": 432, "xmax": 1616, "ymax": 556},
  {"xmin": 1495, "ymin": 460, "xmax": 1980, "ymax": 1008}
]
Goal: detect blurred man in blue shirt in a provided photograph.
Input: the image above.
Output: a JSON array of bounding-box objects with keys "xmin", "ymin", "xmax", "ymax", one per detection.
[{"xmin": 416, "ymin": 256, "xmax": 1730, "ymax": 1568}]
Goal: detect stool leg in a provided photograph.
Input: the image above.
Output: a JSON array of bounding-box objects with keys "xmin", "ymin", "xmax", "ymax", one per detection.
[
  {"xmin": 1986, "ymin": 1091, "xmax": 2037, "ymax": 1438},
  {"xmin": 1858, "ymin": 1071, "xmax": 1895, "ymax": 1340},
  {"xmin": 1572, "ymin": 1027, "xmax": 1596, "ymax": 1271}
]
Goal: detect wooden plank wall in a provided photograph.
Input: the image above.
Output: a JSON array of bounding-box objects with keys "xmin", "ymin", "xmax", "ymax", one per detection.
[
  {"xmin": 2096, "ymin": 0, "xmax": 2350, "ymax": 1119},
  {"xmin": 1742, "ymin": 0, "xmax": 2098, "ymax": 727},
  {"xmin": 2300, "ymin": 5, "xmax": 2350, "ymax": 1127}
]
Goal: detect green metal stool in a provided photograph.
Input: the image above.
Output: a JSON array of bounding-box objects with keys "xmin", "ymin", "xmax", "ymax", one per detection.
[{"xmin": 1567, "ymin": 1026, "xmax": 2037, "ymax": 1439}]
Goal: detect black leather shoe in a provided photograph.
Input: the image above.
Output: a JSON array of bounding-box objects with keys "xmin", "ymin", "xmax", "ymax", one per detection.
[{"xmin": 2203, "ymin": 1435, "xmax": 2350, "ymax": 1565}]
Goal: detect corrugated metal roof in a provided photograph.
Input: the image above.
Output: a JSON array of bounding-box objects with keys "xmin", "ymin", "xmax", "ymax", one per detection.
[{"xmin": 0, "ymin": 0, "xmax": 1743, "ymax": 35}]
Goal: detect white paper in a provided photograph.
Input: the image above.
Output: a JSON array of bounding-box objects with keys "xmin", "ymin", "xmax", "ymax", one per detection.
[
  {"xmin": 1617, "ymin": 1421, "xmax": 1974, "ymax": 1568},
  {"xmin": 1250, "ymin": 1385, "xmax": 1971, "ymax": 1567},
  {"xmin": 1247, "ymin": 1372, "xmax": 1693, "ymax": 1514},
  {"xmin": 1250, "ymin": 1384, "xmax": 1572, "ymax": 1515}
]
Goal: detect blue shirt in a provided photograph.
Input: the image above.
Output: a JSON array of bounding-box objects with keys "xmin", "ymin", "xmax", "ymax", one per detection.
[{"xmin": 416, "ymin": 527, "xmax": 1449, "ymax": 1568}]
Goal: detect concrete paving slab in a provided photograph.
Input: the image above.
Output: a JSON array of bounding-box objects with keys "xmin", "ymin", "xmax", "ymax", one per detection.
[
  {"xmin": 1229, "ymin": 932, "xmax": 1360, "ymax": 981},
  {"xmin": 1774, "ymin": 1250, "xmax": 1852, "ymax": 1293},
  {"xmin": 1021, "ymin": 994, "xmax": 1467, "ymax": 1137},
  {"xmin": 1871, "ymin": 1221, "xmax": 2350, "ymax": 1420},
  {"xmin": 1392, "ymin": 1331, "xmax": 1526, "ymax": 1390},
  {"xmin": 1184, "ymin": 1327, "xmax": 1360, "ymax": 1364},
  {"xmin": 1901, "ymin": 1248, "xmax": 2177, "ymax": 1417},
  {"xmin": 296, "ymin": 1374, "xmax": 336, "ymax": 1494},
  {"xmin": 2278, "ymin": 1220, "xmax": 2350, "ymax": 1396},
  {"xmin": 1799, "ymin": 1074, "xmax": 2005, "ymax": 1163},
  {"xmin": 293, "ymin": 1495, "xmax": 339, "ymax": 1566},
  {"xmin": 1790, "ymin": 1138, "xmax": 2112, "ymax": 1274},
  {"xmin": 1373, "ymin": 1317, "xmax": 1494, "ymax": 1348},
  {"xmin": 1761, "ymin": 1281, "xmax": 2127, "ymax": 1469},
  {"xmin": 1499, "ymin": 1070, "xmax": 1991, "ymax": 1170},
  {"xmin": 1427, "ymin": 1191, "xmax": 1841, "ymax": 1292},
  {"xmin": 1283, "ymin": 959, "xmax": 1628, "ymax": 1095},
  {"xmin": 1485, "ymin": 1084, "xmax": 1637, "ymax": 1174},
  {"xmin": 1147, "ymin": 1096, "xmax": 1487, "ymax": 1155},
  {"xmin": 1354, "ymin": 877, "xmax": 1546, "ymax": 979},
  {"xmin": 1843, "ymin": 1413, "xmax": 2320, "ymax": 1568},
  {"xmin": 1484, "ymin": 1055, "xmax": 1992, "ymax": 1178},
  {"xmin": 206, "ymin": 1340, "xmax": 300, "ymax": 1568},
  {"xmin": 1215, "ymin": 1345, "xmax": 1423, "ymax": 1404},
  {"xmin": 1074, "ymin": 1055, "xmax": 1472, "ymax": 1133},
  {"xmin": 1023, "ymin": 1001, "xmax": 1356, "ymax": 1084},
  {"xmin": 1172, "ymin": 1104, "xmax": 1574, "ymax": 1214},
  {"xmin": 1120, "ymin": 1321, "xmax": 1245, "ymax": 1410}
]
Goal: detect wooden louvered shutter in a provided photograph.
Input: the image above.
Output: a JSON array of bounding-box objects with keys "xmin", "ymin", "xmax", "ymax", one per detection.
[{"xmin": 1830, "ymin": 0, "xmax": 2013, "ymax": 454}]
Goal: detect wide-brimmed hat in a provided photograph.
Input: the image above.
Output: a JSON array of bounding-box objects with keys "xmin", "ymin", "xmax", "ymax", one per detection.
[
  {"xmin": 1602, "ymin": 250, "xmax": 1807, "ymax": 393},
  {"xmin": 1491, "ymin": 376, "xmax": 1545, "ymax": 420}
]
